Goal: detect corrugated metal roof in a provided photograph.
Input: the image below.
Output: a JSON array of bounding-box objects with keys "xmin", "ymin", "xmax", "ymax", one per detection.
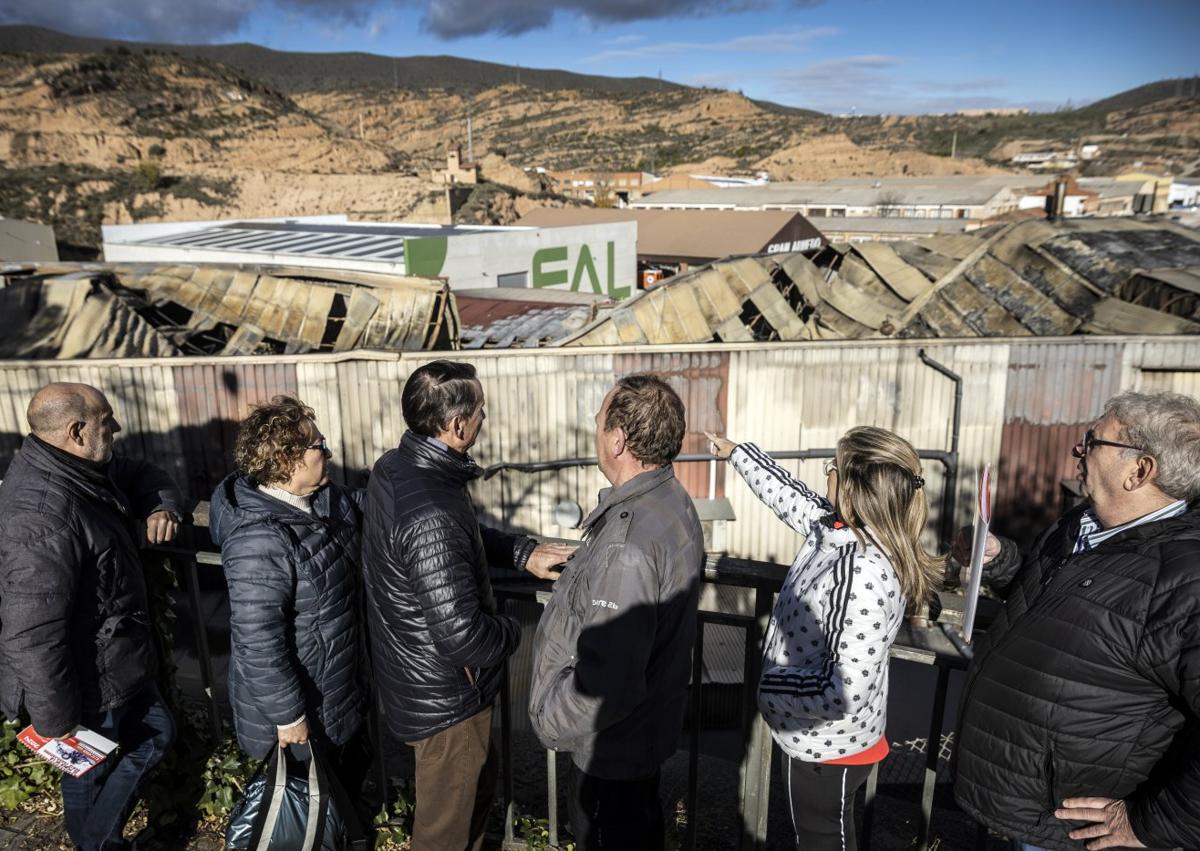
[
  {"xmin": 0, "ymin": 262, "xmax": 459, "ymax": 357},
  {"xmin": 553, "ymin": 218, "xmax": 1200, "ymax": 346},
  {"xmin": 806, "ymin": 216, "xmax": 975, "ymax": 235},
  {"xmin": 125, "ymin": 221, "xmax": 521, "ymax": 264},
  {"xmin": 633, "ymin": 176, "xmax": 1044, "ymax": 210}
]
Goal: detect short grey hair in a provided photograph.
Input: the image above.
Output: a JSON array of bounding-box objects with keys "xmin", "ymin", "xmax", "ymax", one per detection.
[{"xmin": 1103, "ymin": 391, "xmax": 1200, "ymax": 501}]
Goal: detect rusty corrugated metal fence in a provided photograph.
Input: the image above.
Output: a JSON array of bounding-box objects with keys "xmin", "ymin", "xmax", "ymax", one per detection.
[{"xmin": 0, "ymin": 335, "xmax": 1196, "ymax": 552}]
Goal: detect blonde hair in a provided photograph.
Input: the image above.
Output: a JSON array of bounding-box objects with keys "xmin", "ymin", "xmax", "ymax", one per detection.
[{"xmin": 835, "ymin": 426, "xmax": 943, "ymax": 612}]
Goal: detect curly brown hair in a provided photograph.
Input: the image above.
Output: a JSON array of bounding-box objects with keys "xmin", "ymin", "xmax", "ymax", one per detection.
[{"xmin": 234, "ymin": 395, "xmax": 318, "ymax": 485}]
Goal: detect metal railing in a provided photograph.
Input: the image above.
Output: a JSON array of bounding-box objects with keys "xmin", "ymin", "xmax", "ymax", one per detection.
[
  {"xmin": 491, "ymin": 555, "xmax": 981, "ymax": 851},
  {"xmin": 157, "ymin": 535, "xmax": 984, "ymax": 851}
]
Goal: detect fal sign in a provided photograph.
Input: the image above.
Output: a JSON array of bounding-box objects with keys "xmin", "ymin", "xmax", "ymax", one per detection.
[{"xmin": 532, "ymin": 242, "xmax": 632, "ymax": 299}]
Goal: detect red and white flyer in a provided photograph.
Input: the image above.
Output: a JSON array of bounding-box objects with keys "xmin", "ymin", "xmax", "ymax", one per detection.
[{"xmin": 17, "ymin": 725, "xmax": 118, "ymax": 777}]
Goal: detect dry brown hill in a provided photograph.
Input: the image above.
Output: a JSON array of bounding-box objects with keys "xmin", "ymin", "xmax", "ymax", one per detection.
[
  {"xmin": 1, "ymin": 39, "xmax": 1194, "ymax": 259},
  {"xmin": 0, "ymin": 50, "xmax": 430, "ymax": 252}
]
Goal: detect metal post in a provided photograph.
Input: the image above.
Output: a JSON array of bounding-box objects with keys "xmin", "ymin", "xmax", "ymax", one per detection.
[
  {"xmin": 547, "ymin": 749, "xmax": 560, "ymax": 848},
  {"xmin": 738, "ymin": 588, "xmax": 774, "ymax": 851},
  {"xmin": 685, "ymin": 620, "xmax": 705, "ymax": 851},
  {"xmin": 184, "ymin": 554, "xmax": 221, "ymax": 742},
  {"xmin": 917, "ymin": 349, "xmax": 962, "ymax": 548},
  {"xmin": 499, "ymin": 597, "xmax": 519, "ymax": 849},
  {"xmin": 861, "ymin": 761, "xmax": 880, "ymax": 850},
  {"xmin": 919, "ymin": 663, "xmax": 952, "ymax": 851}
]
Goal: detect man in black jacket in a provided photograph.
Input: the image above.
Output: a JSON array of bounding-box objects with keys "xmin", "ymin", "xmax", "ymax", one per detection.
[
  {"xmin": 0, "ymin": 382, "xmax": 182, "ymax": 851},
  {"xmin": 955, "ymin": 391, "xmax": 1200, "ymax": 851},
  {"xmin": 362, "ymin": 360, "xmax": 573, "ymax": 851}
]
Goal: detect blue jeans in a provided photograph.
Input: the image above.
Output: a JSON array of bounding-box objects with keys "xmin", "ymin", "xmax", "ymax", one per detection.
[
  {"xmin": 60, "ymin": 683, "xmax": 175, "ymax": 851},
  {"xmin": 1015, "ymin": 843, "xmax": 1050, "ymax": 851}
]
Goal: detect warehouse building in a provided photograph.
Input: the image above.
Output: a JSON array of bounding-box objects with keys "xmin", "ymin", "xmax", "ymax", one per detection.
[
  {"xmin": 102, "ymin": 215, "xmax": 638, "ymax": 299},
  {"xmin": 517, "ymin": 207, "xmax": 823, "ymax": 285},
  {"xmin": 632, "ymin": 175, "xmax": 1036, "ymax": 219}
]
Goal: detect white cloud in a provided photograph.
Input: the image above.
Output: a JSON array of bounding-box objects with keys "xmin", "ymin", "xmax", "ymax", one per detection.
[
  {"xmin": 582, "ymin": 26, "xmax": 841, "ymax": 64},
  {"xmin": 771, "ymin": 56, "xmax": 1022, "ymax": 114},
  {"xmin": 605, "ymin": 33, "xmax": 646, "ymax": 45}
]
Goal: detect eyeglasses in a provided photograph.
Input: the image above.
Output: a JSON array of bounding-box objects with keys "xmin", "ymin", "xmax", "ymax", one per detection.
[
  {"xmin": 1072, "ymin": 429, "xmax": 1143, "ymax": 459},
  {"xmin": 307, "ymin": 437, "xmax": 329, "ymax": 453},
  {"xmin": 823, "ymin": 459, "xmax": 838, "ymax": 476}
]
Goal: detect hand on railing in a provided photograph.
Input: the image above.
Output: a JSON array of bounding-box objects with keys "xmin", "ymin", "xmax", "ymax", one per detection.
[{"xmin": 146, "ymin": 510, "xmax": 180, "ymax": 545}]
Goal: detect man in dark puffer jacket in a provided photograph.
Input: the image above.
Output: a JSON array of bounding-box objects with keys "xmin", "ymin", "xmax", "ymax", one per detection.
[
  {"xmin": 363, "ymin": 360, "xmax": 573, "ymax": 851},
  {"xmin": 0, "ymin": 383, "xmax": 181, "ymax": 851},
  {"xmin": 955, "ymin": 391, "xmax": 1200, "ymax": 851}
]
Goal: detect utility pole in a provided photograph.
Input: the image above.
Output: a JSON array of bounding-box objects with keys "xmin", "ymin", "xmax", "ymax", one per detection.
[
  {"xmin": 392, "ymin": 57, "xmax": 397, "ymax": 89},
  {"xmin": 467, "ymin": 111, "xmax": 474, "ymax": 163},
  {"xmin": 516, "ymin": 64, "xmax": 521, "ymax": 86},
  {"xmin": 951, "ymin": 130, "xmax": 958, "ymax": 159}
]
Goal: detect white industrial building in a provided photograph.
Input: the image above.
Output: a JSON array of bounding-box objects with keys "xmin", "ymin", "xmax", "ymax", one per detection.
[
  {"xmin": 103, "ymin": 215, "xmax": 638, "ymax": 299},
  {"xmin": 1171, "ymin": 178, "xmax": 1200, "ymax": 209},
  {"xmin": 633, "ymin": 176, "xmax": 1038, "ymax": 220}
]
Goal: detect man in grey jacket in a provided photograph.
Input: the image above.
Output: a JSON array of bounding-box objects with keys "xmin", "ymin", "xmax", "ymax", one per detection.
[{"xmin": 529, "ymin": 374, "xmax": 705, "ymax": 851}]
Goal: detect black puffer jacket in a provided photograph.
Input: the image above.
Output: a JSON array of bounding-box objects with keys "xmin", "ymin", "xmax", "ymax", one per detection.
[
  {"xmin": 362, "ymin": 431, "xmax": 535, "ymax": 742},
  {"xmin": 209, "ymin": 474, "xmax": 365, "ymax": 760},
  {"xmin": 0, "ymin": 436, "xmax": 181, "ymax": 737},
  {"xmin": 955, "ymin": 504, "xmax": 1200, "ymax": 850}
]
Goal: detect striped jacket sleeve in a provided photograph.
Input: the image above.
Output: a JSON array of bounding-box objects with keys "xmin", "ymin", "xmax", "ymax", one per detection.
[
  {"xmin": 758, "ymin": 545, "xmax": 891, "ymax": 724},
  {"xmin": 730, "ymin": 442, "xmax": 833, "ymax": 537}
]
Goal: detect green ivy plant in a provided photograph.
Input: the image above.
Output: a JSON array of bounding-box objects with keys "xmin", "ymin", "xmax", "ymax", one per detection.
[
  {"xmin": 514, "ymin": 814, "xmax": 575, "ymax": 851},
  {"xmin": 0, "ymin": 720, "xmax": 60, "ymax": 811},
  {"xmin": 372, "ymin": 779, "xmax": 415, "ymax": 848}
]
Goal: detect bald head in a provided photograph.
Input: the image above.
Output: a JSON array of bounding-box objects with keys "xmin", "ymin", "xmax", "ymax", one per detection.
[{"xmin": 28, "ymin": 383, "xmax": 120, "ymax": 462}]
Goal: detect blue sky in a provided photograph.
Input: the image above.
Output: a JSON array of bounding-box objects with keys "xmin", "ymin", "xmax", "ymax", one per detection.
[{"xmin": 5, "ymin": 0, "xmax": 1198, "ymax": 114}]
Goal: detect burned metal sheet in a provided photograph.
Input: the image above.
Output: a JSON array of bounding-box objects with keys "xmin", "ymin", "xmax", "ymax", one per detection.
[
  {"xmin": 555, "ymin": 218, "xmax": 1200, "ymax": 347},
  {"xmin": 0, "ymin": 262, "xmax": 458, "ymax": 358}
]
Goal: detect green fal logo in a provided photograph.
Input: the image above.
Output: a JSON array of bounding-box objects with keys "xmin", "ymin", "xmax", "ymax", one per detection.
[
  {"xmin": 532, "ymin": 242, "xmax": 631, "ymax": 299},
  {"xmin": 404, "ymin": 236, "xmax": 450, "ymax": 278}
]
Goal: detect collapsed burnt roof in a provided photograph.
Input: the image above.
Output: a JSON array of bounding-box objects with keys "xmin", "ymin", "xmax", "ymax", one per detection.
[
  {"xmin": 555, "ymin": 218, "xmax": 1200, "ymax": 345},
  {"xmin": 0, "ymin": 261, "xmax": 459, "ymax": 358},
  {"xmin": 1, "ymin": 218, "xmax": 1195, "ymax": 358}
]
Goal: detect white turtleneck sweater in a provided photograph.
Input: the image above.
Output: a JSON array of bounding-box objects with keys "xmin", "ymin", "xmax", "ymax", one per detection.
[{"xmin": 257, "ymin": 483, "xmax": 314, "ymax": 515}]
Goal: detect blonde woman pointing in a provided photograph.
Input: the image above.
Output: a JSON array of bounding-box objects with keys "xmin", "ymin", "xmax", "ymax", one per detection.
[{"xmin": 707, "ymin": 427, "xmax": 941, "ymax": 851}]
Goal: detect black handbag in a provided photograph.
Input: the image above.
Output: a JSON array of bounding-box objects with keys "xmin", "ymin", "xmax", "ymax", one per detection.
[{"xmin": 225, "ymin": 743, "xmax": 366, "ymax": 851}]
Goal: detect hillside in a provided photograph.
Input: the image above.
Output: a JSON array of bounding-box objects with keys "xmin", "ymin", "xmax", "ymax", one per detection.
[
  {"xmin": 1087, "ymin": 76, "xmax": 1200, "ymax": 113},
  {"xmin": 0, "ymin": 25, "xmax": 685, "ymax": 94},
  {"xmin": 0, "ymin": 29, "xmax": 1195, "ymax": 258},
  {"xmin": 0, "ymin": 50, "xmax": 431, "ymax": 252}
]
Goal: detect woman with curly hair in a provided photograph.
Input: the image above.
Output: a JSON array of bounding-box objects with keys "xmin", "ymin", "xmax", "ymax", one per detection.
[
  {"xmin": 707, "ymin": 426, "xmax": 942, "ymax": 851},
  {"xmin": 209, "ymin": 395, "xmax": 369, "ymax": 806}
]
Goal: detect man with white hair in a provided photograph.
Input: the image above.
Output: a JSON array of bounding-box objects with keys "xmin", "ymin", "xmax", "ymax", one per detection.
[{"xmin": 955, "ymin": 391, "xmax": 1200, "ymax": 851}]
